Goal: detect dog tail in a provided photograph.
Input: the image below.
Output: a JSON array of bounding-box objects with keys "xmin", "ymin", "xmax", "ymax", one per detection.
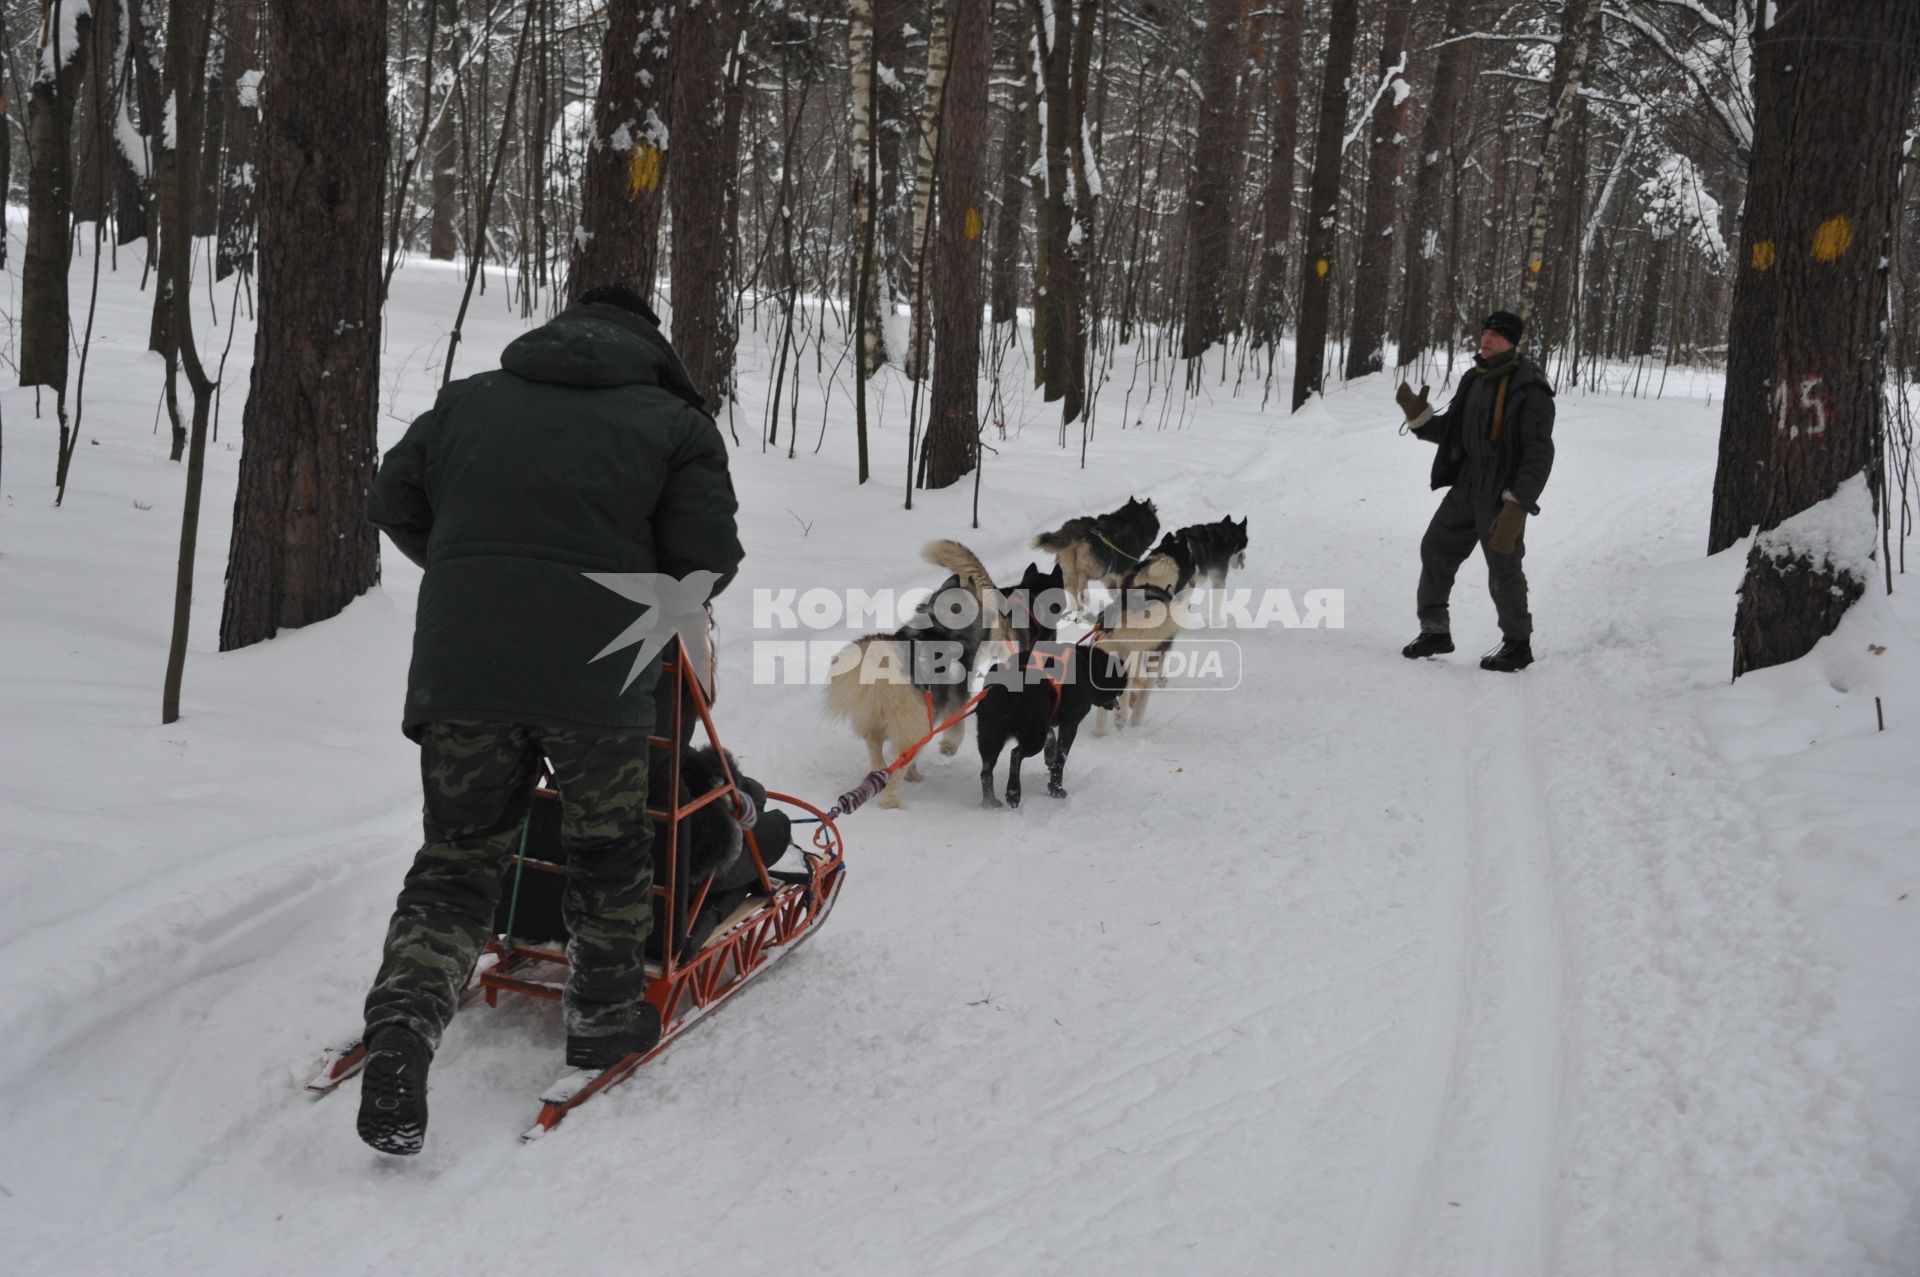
[
  {"xmin": 1031, "ymin": 527, "xmax": 1074, "ymax": 553},
  {"xmin": 923, "ymin": 539, "xmax": 1010, "ymax": 649},
  {"xmin": 923, "ymin": 539, "xmax": 997, "ymax": 595}
]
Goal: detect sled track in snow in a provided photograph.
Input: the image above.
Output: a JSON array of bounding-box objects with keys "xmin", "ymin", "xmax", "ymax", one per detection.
[{"xmin": 1345, "ymin": 673, "xmax": 1565, "ymax": 1276}]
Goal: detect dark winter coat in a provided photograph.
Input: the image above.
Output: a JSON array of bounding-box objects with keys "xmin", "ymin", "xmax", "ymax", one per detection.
[
  {"xmin": 1409, "ymin": 350, "xmax": 1556, "ymax": 514},
  {"xmin": 367, "ymin": 303, "xmax": 745, "ymax": 740}
]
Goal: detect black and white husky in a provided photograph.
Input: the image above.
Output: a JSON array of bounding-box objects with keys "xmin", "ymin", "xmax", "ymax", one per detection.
[
  {"xmin": 1031, "ymin": 496, "xmax": 1161, "ymax": 609},
  {"xmin": 1157, "ymin": 516, "xmax": 1249, "ymax": 623},
  {"xmin": 1166, "ymin": 516, "xmax": 1250, "ymax": 596}
]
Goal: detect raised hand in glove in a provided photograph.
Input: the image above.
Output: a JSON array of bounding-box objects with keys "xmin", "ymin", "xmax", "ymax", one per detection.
[
  {"xmin": 1489, "ymin": 493, "xmax": 1527, "ymax": 555},
  {"xmin": 1396, "ymin": 381, "xmax": 1433, "ymax": 428}
]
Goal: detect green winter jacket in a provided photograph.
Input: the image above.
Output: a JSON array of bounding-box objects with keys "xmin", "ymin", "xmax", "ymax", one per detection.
[
  {"xmin": 1410, "ymin": 350, "xmax": 1556, "ymax": 514},
  {"xmin": 367, "ymin": 303, "xmax": 744, "ymax": 740}
]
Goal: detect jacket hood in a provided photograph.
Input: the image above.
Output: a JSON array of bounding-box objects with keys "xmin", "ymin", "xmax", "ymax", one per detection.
[{"xmin": 500, "ymin": 303, "xmax": 706, "ymax": 409}]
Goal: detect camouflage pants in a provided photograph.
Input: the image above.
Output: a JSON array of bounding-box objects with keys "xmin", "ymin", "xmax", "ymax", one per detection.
[{"xmin": 363, "ymin": 721, "xmax": 654, "ymax": 1048}]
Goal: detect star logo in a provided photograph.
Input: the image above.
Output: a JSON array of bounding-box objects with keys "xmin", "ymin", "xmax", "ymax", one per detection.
[{"xmin": 582, "ymin": 570, "xmax": 722, "ymax": 693}]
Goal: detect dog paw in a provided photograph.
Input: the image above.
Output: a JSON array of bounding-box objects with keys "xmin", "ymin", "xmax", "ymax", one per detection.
[
  {"xmin": 905, "ymin": 766, "xmax": 924, "ymax": 782},
  {"xmin": 980, "ymin": 795, "xmax": 1003, "ymax": 809},
  {"xmin": 1046, "ymin": 785, "xmax": 1068, "ymax": 799},
  {"xmin": 879, "ymin": 791, "xmax": 902, "ymax": 810},
  {"xmin": 939, "ymin": 738, "xmax": 961, "ymax": 757}
]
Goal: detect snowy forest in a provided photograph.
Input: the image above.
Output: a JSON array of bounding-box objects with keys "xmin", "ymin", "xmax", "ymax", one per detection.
[
  {"xmin": 6, "ymin": 2, "xmax": 1920, "ymax": 1265},
  {"xmin": 3, "ymin": 0, "xmax": 1920, "ymax": 691},
  {"xmin": 5, "ymin": 0, "xmax": 1917, "ymax": 692}
]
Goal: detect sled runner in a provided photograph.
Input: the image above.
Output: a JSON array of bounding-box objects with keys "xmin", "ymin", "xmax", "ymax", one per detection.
[{"xmin": 307, "ymin": 638, "xmax": 847, "ymax": 1138}]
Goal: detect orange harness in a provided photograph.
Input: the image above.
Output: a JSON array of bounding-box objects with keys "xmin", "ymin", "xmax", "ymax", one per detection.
[{"xmin": 1028, "ymin": 644, "xmax": 1071, "ymax": 722}]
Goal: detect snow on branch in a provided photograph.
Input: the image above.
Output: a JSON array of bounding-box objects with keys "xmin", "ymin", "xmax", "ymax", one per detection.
[
  {"xmin": 1635, "ymin": 0, "xmax": 1736, "ymax": 40},
  {"xmin": 1640, "ymin": 152, "xmax": 1728, "ymax": 265},
  {"xmin": 1423, "ymin": 30, "xmax": 1560, "ymax": 51},
  {"xmin": 35, "ymin": 0, "xmax": 92, "ymax": 84},
  {"xmin": 1603, "ymin": 4, "xmax": 1753, "ymax": 152},
  {"xmin": 1340, "ymin": 51, "xmax": 1409, "ymax": 156}
]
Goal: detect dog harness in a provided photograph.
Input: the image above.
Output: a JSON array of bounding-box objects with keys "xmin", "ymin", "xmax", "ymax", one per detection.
[{"xmin": 1028, "ymin": 644, "xmax": 1071, "ymax": 722}]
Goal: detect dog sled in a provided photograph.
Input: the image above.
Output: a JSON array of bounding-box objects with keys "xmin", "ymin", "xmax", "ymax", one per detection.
[{"xmin": 306, "ymin": 638, "xmax": 847, "ymax": 1139}]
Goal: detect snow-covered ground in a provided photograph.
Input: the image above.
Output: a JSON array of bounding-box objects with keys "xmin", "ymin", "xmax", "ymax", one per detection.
[{"xmin": 2, "ymin": 228, "xmax": 1916, "ymax": 1275}]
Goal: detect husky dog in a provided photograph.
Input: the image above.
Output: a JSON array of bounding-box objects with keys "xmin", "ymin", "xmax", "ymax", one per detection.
[
  {"xmin": 823, "ymin": 540, "xmax": 1002, "ymax": 809},
  {"xmin": 974, "ymin": 561, "xmax": 1129, "ymax": 807},
  {"xmin": 1031, "ymin": 496, "xmax": 1160, "ymax": 609},
  {"xmin": 1176, "ymin": 516, "xmax": 1250, "ymax": 595},
  {"xmin": 1092, "ymin": 545, "xmax": 1198, "ymax": 736},
  {"xmin": 1157, "ymin": 516, "xmax": 1249, "ymax": 621}
]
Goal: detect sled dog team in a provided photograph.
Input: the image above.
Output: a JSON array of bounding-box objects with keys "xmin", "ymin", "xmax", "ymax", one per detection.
[{"xmin": 823, "ymin": 498, "xmax": 1249, "ymax": 810}]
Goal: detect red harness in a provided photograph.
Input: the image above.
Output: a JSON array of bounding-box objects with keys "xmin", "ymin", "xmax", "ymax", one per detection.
[{"xmin": 1027, "ymin": 644, "xmax": 1071, "ymax": 722}]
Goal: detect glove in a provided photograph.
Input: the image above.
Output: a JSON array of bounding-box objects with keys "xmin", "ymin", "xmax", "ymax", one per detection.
[
  {"xmin": 1396, "ymin": 381, "xmax": 1432, "ymax": 428},
  {"xmin": 1489, "ymin": 494, "xmax": 1527, "ymax": 555}
]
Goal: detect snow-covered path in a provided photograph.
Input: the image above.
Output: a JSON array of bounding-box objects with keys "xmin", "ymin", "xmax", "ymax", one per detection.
[{"xmin": 3, "ymin": 251, "xmax": 1915, "ymax": 1274}]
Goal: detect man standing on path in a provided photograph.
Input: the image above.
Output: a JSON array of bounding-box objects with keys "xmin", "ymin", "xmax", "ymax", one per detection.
[
  {"xmin": 354, "ymin": 284, "xmax": 744, "ymax": 1155},
  {"xmin": 1394, "ymin": 309, "xmax": 1556, "ymax": 672}
]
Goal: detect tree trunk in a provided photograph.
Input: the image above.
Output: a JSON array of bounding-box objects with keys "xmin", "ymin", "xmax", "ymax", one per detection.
[
  {"xmin": 1517, "ymin": 0, "xmax": 1599, "ymax": 326},
  {"xmin": 1175, "ymin": 0, "xmax": 1251, "ymax": 362},
  {"xmin": 21, "ymin": 0, "xmax": 94, "ymax": 393},
  {"xmin": 1709, "ymin": 0, "xmax": 1788, "ymax": 553},
  {"xmin": 571, "ymin": 2, "xmax": 673, "ymax": 296},
  {"xmin": 70, "ymin": 0, "xmax": 118, "ymax": 227},
  {"xmin": 903, "ymin": 0, "xmax": 950, "ymax": 381},
  {"xmin": 427, "ymin": 0, "xmax": 464, "ymax": 263},
  {"xmin": 850, "ymin": 0, "xmax": 907, "ymax": 372},
  {"xmin": 1025, "ymin": 24, "xmax": 1050, "ymax": 385},
  {"xmin": 0, "ymin": 9, "xmax": 9, "ymax": 271},
  {"xmin": 923, "ymin": 0, "xmax": 989, "ymax": 489},
  {"xmin": 1343, "ymin": 0, "xmax": 1411, "ymax": 378},
  {"xmin": 1535, "ymin": 107, "xmax": 1587, "ymax": 364},
  {"xmin": 1726, "ymin": 0, "xmax": 1919, "ymax": 676},
  {"xmin": 709, "ymin": 6, "xmax": 751, "ymax": 402},
  {"xmin": 115, "ymin": 0, "xmax": 165, "ymax": 249},
  {"xmin": 1028, "ymin": 0, "xmax": 1095, "ymax": 425},
  {"xmin": 666, "ymin": 0, "xmax": 744, "ymax": 411},
  {"xmin": 1474, "ymin": 79, "xmax": 1517, "ymax": 317},
  {"xmin": 987, "ymin": 67, "xmax": 1028, "ymax": 327},
  {"xmin": 874, "ymin": 0, "xmax": 909, "ymax": 317},
  {"xmin": 848, "ymin": 0, "xmax": 884, "ymax": 367},
  {"xmin": 1248, "ymin": 0, "xmax": 1300, "ymax": 352},
  {"xmin": 1288, "ymin": 0, "xmax": 1358, "ymax": 412},
  {"xmin": 219, "ymin": 0, "xmax": 387, "ymax": 651},
  {"xmin": 1180, "ymin": 0, "xmax": 1245, "ymax": 361},
  {"xmin": 1395, "ymin": 0, "xmax": 1472, "ymax": 369},
  {"xmin": 214, "ymin": 0, "xmax": 260, "ymax": 279},
  {"xmin": 194, "ymin": 10, "xmax": 227, "ymax": 237},
  {"xmin": 1066, "ymin": 0, "xmax": 1099, "ymax": 415},
  {"xmin": 157, "ymin": 0, "xmax": 221, "ymax": 723}
]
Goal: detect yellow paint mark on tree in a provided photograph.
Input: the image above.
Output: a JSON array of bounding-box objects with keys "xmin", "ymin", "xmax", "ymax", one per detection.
[
  {"xmin": 1528, "ymin": 255, "xmax": 1543, "ymax": 274},
  {"xmin": 628, "ymin": 146, "xmax": 663, "ymax": 195},
  {"xmin": 965, "ymin": 208, "xmax": 982, "ymax": 241},
  {"xmin": 1752, "ymin": 240, "xmax": 1776, "ymax": 272},
  {"xmin": 1811, "ymin": 216, "xmax": 1853, "ymax": 262},
  {"xmin": 1315, "ymin": 258, "xmax": 1330, "ymax": 279}
]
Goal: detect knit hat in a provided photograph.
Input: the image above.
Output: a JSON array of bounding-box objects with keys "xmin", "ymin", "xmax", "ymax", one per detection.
[{"xmin": 1482, "ymin": 310, "xmax": 1524, "ymax": 345}]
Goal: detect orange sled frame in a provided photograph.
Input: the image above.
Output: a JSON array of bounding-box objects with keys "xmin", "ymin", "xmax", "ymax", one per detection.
[{"xmin": 307, "ymin": 638, "xmax": 847, "ymax": 1139}]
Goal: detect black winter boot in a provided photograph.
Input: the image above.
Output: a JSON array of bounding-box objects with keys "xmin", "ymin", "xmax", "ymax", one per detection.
[
  {"xmin": 1401, "ymin": 632, "xmax": 1455, "ymax": 659},
  {"xmin": 356, "ymin": 1023, "xmax": 432, "ymax": 1155},
  {"xmin": 566, "ymin": 1003, "xmax": 664, "ymax": 1070},
  {"xmin": 1480, "ymin": 640, "xmax": 1534, "ymax": 672}
]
